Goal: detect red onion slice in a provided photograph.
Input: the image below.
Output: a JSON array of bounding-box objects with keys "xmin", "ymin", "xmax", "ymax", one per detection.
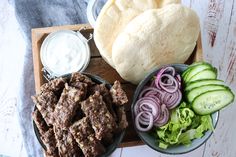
[
  {"xmin": 162, "ymin": 89, "xmax": 182, "ymax": 109},
  {"xmin": 135, "ymin": 111, "xmax": 154, "ymax": 132},
  {"xmin": 176, "ymin": 74, "xmax": 181, "ymax": 89},
  {"xmin": 150, "ymin": 80, "xmax": 156, "ymax": 87},
  {"xmin": 159, "ymin": 74, "xmax": 178, "ymax": 93},
  {"xmin": 135, "ymin": 97, "xmax": 161, "ymax": 121},
  {"xmin": 138, "ymin": 87, "xmax": 163, "ymax": 99},
  {"xmin": 154, "ymin": 104, "xmax": 170, "ymax": 127},
  {"xmin": 134, "ymin": 66, "xmax": 183, "ymax": 132},
  {"xmin": 155, "ymin": 67, "xmax": 176, "ymax": 86}
]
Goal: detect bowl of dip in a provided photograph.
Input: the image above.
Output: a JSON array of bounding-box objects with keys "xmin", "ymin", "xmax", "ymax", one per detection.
[{"xmin": 40, "ymin": 30, "xmax": 91, "ymax": 77}]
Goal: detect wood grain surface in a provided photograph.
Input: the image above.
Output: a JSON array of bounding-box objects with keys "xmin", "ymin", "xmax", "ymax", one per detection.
[
  {"xmin": 183, "ymin": 0, "xmax": 236, "ymax": 157},
  {"xmin": 31, "ymin": 24, "xmax": 202, "ymax": 149}
]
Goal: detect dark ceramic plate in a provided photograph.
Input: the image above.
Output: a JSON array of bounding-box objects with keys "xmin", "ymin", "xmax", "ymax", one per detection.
[
  {"xmin": 131, "ymin": 64, "xmax": 219, "ymax": 155},
  {"xmin": 33, "ymin": 73, "xmax": 125, "ymax": 157}
]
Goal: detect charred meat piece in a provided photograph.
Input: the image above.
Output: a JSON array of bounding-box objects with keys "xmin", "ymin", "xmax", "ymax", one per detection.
[
  {"xmin": 54, "ymin": 126, "xmax": 83, "ymax": 157},
  {"xmin": 71, "ymin": 107, "xmax": 85, "ymax": 124},
  {"xmin": 41, "ymin": 128, "xmax": 58, "ymax": 156},
  {"xmin": 102, "ymin": 132, "xmax": 114, "ymax": 146},
  {"xmin": 70, "ymin": 72, "xmax": 94, "ymax": 88},
  {"xmin": 54, "ymin": 84, "xmax": 86, "ymax": 129},
  {"xmin": 81, "ymin": 92, "xmax": 117, "ymax": 140},
  {"xmin": 88, "ymin": 84, "xmax": 117, "ymax": 120},
  {"xmin": 70, "ymin": 117, "xmax": 105, "ymax": 157},
  {"xmin": 45, "ymin": 151, "xmax": 59, "ymax": 157},
  {"xmin": 88, "ymin": 84, "xmax": 109, "ymax": 96},
  {"xmin": 40, "ymin": 77, "xmax": 66, "ymax": 93},
  {"xmin": 32, "ymin": 109, "xmax": 49, "ymax": 135},
  {"xmin": 116, "ymin": 106, "xmax": 128, "ymax": 131},
  {"xmin": 32, "ymin": 91, "xmax": 58, "ymax": 126},
  {"xmin": 110, "ymin": 81, "xmax": 128, "ymax": 106}
]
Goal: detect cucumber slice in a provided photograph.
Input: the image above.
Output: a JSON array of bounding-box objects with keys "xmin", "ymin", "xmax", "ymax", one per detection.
[
  {"xmin": 185, "ymin": 79, "xmax": 224, "ymax": 92},
  {"xmin": 182, "ymin": 68, "xmax": 190, "ymax": 77},
  {"xmin": 182, "ymin": 63, "xmax": 206, "ymax": 81},
  {"xmin": 188, "ymin": 69, "xmax": 217, "ymax": 83},
  {"xmin": 192, "ymin": 89, "xmax": 235, "ymax": 115},
  {"xmin": 182, "ymin": 68, "xmax": 192, "ymax": 81},
  {"xmin": 185, "ymin": 64, "xmax": 213, "ymax": 83},
  {"xmin": 186, "ymin": 85, "xmax": 227, "ymax": 103}
]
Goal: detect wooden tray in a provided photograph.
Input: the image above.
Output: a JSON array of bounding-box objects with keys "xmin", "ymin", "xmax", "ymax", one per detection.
[{"xmin": 31, "ymin": 24, "xmax": 203, "ymax": 148}]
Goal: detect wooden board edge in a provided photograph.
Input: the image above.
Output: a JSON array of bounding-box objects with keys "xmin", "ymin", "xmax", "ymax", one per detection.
[
  {"xmin": 119, "ymin": 140, "xmax": 144, "ymax": 148},
  {"xmin": 32, "ymin": 29, "xmax": 43, "ymax": 94},
  {"xmin": 31, "ymin": 24, "xmax": 93, "ymax": 34}
]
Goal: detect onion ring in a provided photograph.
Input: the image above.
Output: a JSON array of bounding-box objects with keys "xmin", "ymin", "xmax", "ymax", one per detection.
[
  {"xmin": 154, "ymin": 104, "xmax": 170, "ymax": 127},
  {"xmin": 134, "ymin": 66, "xmax": 182, "ymax": 132},
  {"xmin": 135, "ymin": 111, "xmax": 154, "ymax": 132}
]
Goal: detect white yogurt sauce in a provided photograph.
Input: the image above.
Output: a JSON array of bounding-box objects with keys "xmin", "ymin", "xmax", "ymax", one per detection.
[{"xmin": 41, "ymin": 30, "xmax": 90, "ymax": 77}]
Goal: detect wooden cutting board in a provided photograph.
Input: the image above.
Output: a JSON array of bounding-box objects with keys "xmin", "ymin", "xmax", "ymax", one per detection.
[{"xmin": 31, "ymin": 24, "xmax": 203, "ymax": 148}]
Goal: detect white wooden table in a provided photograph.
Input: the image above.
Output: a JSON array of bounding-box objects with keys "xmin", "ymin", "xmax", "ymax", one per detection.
[{"xmin": 0, "ymin": 0, "xmax": 236, "ymax": 156}]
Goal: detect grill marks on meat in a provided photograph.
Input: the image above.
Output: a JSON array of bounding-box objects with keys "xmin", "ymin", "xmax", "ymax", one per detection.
[
  {"xmin": 70, "ymin": 117, "xmax": 105, "ymax": 157},
  {"xmin": 81, "ymin": 92, "xmax": 117, "ymax": 140},
  {"xmin": 41, "ymin": 128, "xmax": 59, "ymax": 156},
  {"xmin": 110, "ymin": 81, "xmax": 128, "ymax": 106},
  {"xmin": 70, "ymin": 72, "xmax": 94, "ymax": 88},
  {"xmin": 40, "ymin": 77, "xmax": 66, "ymax": 94},
  {"xmin": 32, "ymin": 109, "xmax": 48, "ymax": 135},
  {"xmin": 32, "ymin": 91, "xmax": 58, "ymax": 126},
  {"xmin": 54, "ymin": 84, "xmax": 87, "ymax": 129},
  {"xmin": 54, "ymin": 126, "xmax": 83, "ymax": 157},
  {"xmin": 32, "ymin": 109, "xmax": 59, "ymax": 156},
  {"xmin": 88, "ymin": 84, "xmax": 117, "ymax": 121},
  {"xmin": 116, "ymin": 106, "xmax": 128, "ymax": 131}
]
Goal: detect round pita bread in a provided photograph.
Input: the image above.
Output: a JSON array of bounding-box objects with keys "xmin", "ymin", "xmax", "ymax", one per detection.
[
  {"xmin": 94, "ymin": 0, "xmax": 180, "ymax": 67},
  {"xmin": 112, "ymin": 4, "xmax": 200, "ymax": 84}
]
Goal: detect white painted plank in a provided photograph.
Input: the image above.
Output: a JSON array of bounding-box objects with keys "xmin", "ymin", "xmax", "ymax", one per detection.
[
  {"xmin": 121, "ymin": 145, "xmax": 205, "ymax": 157},
  {"xmin": 0, "ymin": 0, "xmax": 27, "ymax": 156},
  {"xmin": 110, "ymin": 148, "xmax": 122, "ymax": 157},
  {"xmin": 203, "ymin": 0, "xmax": 236, "ymax": 156},
  {"xmin": 201, "ymin": 0, "xmax": 234, "ymax": 68}
]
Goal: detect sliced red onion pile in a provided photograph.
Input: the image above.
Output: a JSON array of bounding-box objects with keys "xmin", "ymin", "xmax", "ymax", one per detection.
[{"xmin": 135, "ymin": 66, "xmax": 182, "ymax": 132}]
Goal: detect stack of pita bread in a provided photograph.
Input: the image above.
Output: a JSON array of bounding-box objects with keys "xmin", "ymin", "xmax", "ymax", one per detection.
[{"xmin": 94, "ymin": 0, "xmax": 200, "ymax": 84}]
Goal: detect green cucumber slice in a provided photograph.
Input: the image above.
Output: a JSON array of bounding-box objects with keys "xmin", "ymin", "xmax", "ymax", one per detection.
[
  {"xmin": 185, "ymin": 79, "xmax": 224, "ymax": 92},
  {"xmin": 188, "ymin": 69, "xmax": 217, "ymax": 83},
  {"xmin": 182, "ymin": 62, "xmax": 210, "ymax": 80},
  {"xmin": 182, "ymin": 62, "xmax": 204, "ymax": 77},
  {"xmin": 185, "ymin": 64, "xmax": 213, "ymax": 83},
  {"xmin": 192, "ymin": 89, "xmax": 235, "ymax": 115},
  {"xmin": 186, "ymin": 85, "xmax": 227, "ymax": 103},
  {"xmin": 182, "ymin": 68, "xmax": 192, "ymax": 80}
]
